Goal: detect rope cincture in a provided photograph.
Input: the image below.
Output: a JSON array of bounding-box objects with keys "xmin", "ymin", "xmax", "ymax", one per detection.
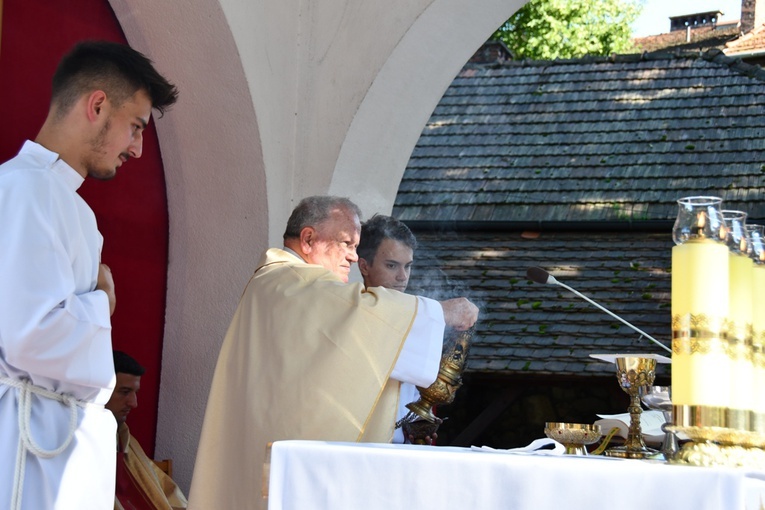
[{"xmin": 1, "ymin": 375, "xmax": 90, "ymax": 510}]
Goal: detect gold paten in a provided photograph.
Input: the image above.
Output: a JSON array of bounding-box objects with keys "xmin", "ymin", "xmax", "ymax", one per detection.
[{"xmin": 544, "ymin": 423, "xmax": 602, "ymax": 456}]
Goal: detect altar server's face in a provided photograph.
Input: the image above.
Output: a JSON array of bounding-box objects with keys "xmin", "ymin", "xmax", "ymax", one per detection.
[
  {"xmin": 359, "ymin": 238, "xmax": 413, "ymax": 292},
  {"xmin": 305, "ymin": 206, "xmax": 361, "ymax": 282},
  {"xmin": 83, "ymin": 89, "xmax": 152, "ymax": 180}
]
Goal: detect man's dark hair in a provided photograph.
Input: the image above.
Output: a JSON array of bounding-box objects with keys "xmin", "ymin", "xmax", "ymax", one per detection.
[
  {"xmin": 357, "ymin": 214, "xmax": 417, "ymax": 262},
  {"xmin": 283, "ymin": 196, "xmax": 362, "ymax": 240},
  {"xmin": 113, "ymin": 350, "xmax": 146, "ymax": 376},
  {"xmin": 51, "ymin": 40, "xmax": 178, "ymax": 118}
]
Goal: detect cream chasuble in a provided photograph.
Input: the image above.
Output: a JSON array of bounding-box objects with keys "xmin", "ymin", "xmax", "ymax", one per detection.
[
  {"xmin": 115, "ymin": 423, "xmax": 187, "ymax": 510},
  {"xmin": 189, "ymin": 248, "xmax": 438, "ymax": 510}
]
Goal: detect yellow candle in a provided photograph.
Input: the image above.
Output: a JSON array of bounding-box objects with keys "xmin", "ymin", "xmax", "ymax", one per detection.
[
  {"xmin": 753, "ymin": 265, "xmax": 765, "ymax": 415},
  {"xmin": 728, "ymin": 252, "xmax": 753, "ymax": 412},
  {"xmin": 672, "ymin": 238, "xmax": 730, "ymax": 408}
]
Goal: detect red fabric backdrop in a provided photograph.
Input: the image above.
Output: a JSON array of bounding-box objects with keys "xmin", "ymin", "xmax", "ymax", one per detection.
[{"xmin": 0, "ymin": 0, "xmax": 169, "ymax": 456}]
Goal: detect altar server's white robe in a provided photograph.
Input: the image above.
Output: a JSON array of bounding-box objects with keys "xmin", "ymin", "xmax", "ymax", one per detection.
[
  {"xmin": 188, "ymin": 248, "xmax": 444, "ymax": 510},
  {"xmin": 0, "ymin": 141, "xmax": 117, "ymax": 510}
]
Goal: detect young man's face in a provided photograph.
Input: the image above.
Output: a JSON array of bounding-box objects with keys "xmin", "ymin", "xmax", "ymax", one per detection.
[
  {"xmin": 359, "ymin": 238, "xmax": 413, "ymax": 292},
  {"xmin": 84, "ymin": 89, "xmax": 152, "ymax": 180},
  {"xmin": 105, "ymin": 372, "xmax": 141, "ymax": 425}
]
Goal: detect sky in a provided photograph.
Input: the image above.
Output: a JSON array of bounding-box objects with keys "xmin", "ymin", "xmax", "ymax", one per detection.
[{"xmin": 631, "ymin": 0, "xmax": 742, "ymax": 37}]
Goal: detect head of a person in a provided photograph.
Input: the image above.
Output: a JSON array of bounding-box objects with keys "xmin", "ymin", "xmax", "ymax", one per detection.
[
  {"xmin": 105, "ymin": 350, "xmax": 145, "ymax": 425},
  {"xmin": 357, "ymin": 215, "xmax": 416, "ymax": 292},
  {"xmin": 50, "ymin": 40, "xmax": 178, "ymax": 179},
  {"xmin": 283, "ymin": 196, "xmax": 362, "ymax": 283}
]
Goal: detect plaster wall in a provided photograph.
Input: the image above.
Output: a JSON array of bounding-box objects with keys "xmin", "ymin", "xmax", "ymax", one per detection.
[
  {"xmin": 108, "ymin": 0, "xmax": 268, "ymax": 491},
  {"xmin": 110, "ymin": 0, "xmax": 525, "ymax": 492}
]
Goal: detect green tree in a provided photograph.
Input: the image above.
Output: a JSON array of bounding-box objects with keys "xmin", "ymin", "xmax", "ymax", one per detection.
[{"xmin": 492, "ymin": 0, "xmax": 642, "ymax": 60}]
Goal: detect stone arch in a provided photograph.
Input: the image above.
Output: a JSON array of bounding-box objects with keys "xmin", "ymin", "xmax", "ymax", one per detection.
[
  {"xmin": 331, "ymin": 0, "xmax": 527, "ymax": 217},
  {"xmin": 109, "ymin": 0, "xmax": 268, "ymax": 491}
]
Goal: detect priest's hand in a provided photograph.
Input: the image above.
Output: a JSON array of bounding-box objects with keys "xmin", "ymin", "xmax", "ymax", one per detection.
[
  {"xmin": 439, "ymin": 297, "xmax": 478, "ymax": 331},
  {"xmin": 97, "ymin": 263, "xmax": 116, "ymax": 316}
]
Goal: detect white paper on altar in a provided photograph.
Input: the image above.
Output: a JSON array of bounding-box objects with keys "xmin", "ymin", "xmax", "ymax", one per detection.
[{"xmin": 267, "ymin": 440, "xmax": 765, "ymax": 510}]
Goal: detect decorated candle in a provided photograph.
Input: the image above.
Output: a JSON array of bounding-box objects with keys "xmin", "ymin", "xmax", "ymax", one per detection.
[
  {"xmin": 727, "ymin": 251, "xmax": 753, "ymax": 413},
  {"xmin": 748, "ymin": 225, "xmax": 765, "ymax": 422},
  {"xmin": 753, "ymin": 264, "xmax": 765, "ymax": 418},
  {"xmin": 671, "ymin": 197, "xmax": 730, "ymax": 411},
  {"xmin": 723, "ymin": 211, "xmax": 753, "ymax": 417},
  {"xmin": 671, "ymin": 238, "xmax": 730, "ymax": 407}
]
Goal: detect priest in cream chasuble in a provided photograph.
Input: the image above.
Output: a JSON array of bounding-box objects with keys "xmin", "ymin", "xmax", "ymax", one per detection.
[{"xmin": 188, "ymin": 197, "xmax": 478, "ymax": 510}]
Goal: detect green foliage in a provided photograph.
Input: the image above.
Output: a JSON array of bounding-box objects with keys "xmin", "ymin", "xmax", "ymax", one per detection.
[{"xmin": 492, "ymin": 0, "xmax": 642, "ymax": 60}]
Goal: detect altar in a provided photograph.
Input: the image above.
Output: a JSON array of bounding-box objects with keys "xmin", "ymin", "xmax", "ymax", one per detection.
[{"xmin": 267, "ymin": 440, "xmax": 765, "ymax": 510}]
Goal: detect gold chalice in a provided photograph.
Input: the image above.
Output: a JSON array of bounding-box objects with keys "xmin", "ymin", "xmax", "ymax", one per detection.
[
  {"xmin": 544, "ymin": 423, "xmax": 602, "ymax": 455},
  {"xmin": 605, "ymin": 356, "xmax": 658, "ymax": 459}
]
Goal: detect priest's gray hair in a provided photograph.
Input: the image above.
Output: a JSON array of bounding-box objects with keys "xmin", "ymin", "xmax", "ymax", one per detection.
[{"xmin": 283, "ymin": 196, "xmax": 362, "ymax": 240}]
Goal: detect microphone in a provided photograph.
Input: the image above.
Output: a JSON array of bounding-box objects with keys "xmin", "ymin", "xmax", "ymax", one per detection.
[{"xmin": 526, "ymin": 267, "xmax": 672, "ymax": 354}]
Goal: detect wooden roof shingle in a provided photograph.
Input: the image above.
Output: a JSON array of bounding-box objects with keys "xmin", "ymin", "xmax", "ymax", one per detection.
[{"xmin": 394, "ymin": 50, "xmax": 765, "ymax": 225}]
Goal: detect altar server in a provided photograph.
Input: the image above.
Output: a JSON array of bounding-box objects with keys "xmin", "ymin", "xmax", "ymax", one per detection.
[{"xmin": 0, "ymin": 41, "xmax": 177, "ymax": 510}]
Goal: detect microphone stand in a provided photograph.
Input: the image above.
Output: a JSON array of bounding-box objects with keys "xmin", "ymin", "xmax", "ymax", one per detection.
[{"xmin": 528, "ymin": 267, "xmax": 672, "ymax": 354}]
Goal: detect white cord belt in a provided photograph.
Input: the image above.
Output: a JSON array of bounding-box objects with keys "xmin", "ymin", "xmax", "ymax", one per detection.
[{"xmin": 0, "ymin": 375, "xmax": 92, "ymax": 510}]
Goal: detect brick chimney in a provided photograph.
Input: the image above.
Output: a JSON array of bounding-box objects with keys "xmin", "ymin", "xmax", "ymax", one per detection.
[{"xmin": 741, "ymin": 0, "xmax": 765, "ymax": 33}]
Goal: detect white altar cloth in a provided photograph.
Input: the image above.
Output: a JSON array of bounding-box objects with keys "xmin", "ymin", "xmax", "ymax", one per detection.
[{"xmin": 267, "ymin": 440, "xmax": 765, "ymax": 510}]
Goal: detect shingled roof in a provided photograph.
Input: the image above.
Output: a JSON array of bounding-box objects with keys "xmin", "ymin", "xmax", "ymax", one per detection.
[
  {"xmin": 633, "ymin": 25, "xmax": 740, "ymax": 54},
  {"xmin": 395, "ymin": 50, "xmax": 765, "ymax": 226},
  {"xmin": 726, "ymin": 24, "xmax": 765, "ymax": 57},
  {"xmin": 396, "ymin": 49, "xmax": 765, "ymax": 378}
]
